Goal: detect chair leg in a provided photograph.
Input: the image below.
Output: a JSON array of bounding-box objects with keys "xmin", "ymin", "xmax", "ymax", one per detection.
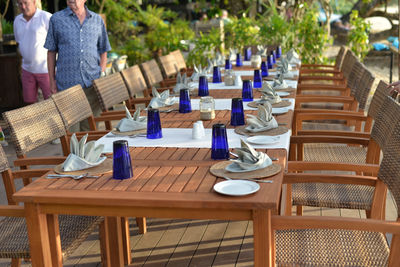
[
  {"xmin": 296, "ymin": 205, "xmax": 303, "ymax": 216},
  {"xmin": 121, "ymin": 217, "xmax": 131, "ymax": 265},
  {"xmin": 11, "ymin": 258, "xmax": 21, "ymax": 267},
  {"xmin": 99, "ymin": 220, "xmax": 111, "ymax": 267},
  {"xmin": 136, "ymin": 217, "xmax": 147, "ymax": 234}
]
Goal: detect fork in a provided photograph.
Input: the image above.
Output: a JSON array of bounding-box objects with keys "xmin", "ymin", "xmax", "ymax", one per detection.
[
  {"xmin": 221, "ymin": 176, "xmax": 273, "ymax": 183},
  {"xmin": 47, "ymin": 173, "xmax": 100, "ymax": 180}
]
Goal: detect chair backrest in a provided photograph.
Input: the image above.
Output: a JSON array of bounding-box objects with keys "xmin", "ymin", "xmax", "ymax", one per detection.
[
  {"xmin": 141, "ymin": 59, "xmax": 164, "ymax": 87},
  {"xmin": 346, "ymin": 61, "xmax": 365, "ymax": 96},
  {"xmin": 52, "ymin": 85, "xmax": 93, "ymax": 130},
  {"xmin": 92, "ymin": 72, "xmax": 130, "ymax": 111},
  {"xmin": 354, "ymin": 66, "xmax": 375, "ymax": 110},
  {"xmin": 159, "ymin": 54, "xmax": 179, "ymax": 78},
  {"xmin": 0, "ymin": 144, "xmax": 9, "ymax": 173},
  {"xmin": 378, "ymin": 118, "xmax": 400, "ymax": 214},
  {"xmin": 334, "ymin": 46, "xmax": 347, "ymax": 70},
  {"xmin": 3, "ymin": 99, "xmax": 66, "ymax": 157},
  {"xmin": 370, "ymin": 96, "xmax": 400, "ymax": 150},
  {"xmin": 121, "ymin": 65, "xmax": 149, "ymax": 97},
  {"xmin": 341, "ymin": 50, "xmax": 358, "ymax": 81},
  {"xmin": 171, "ymin": 50, "xmax": 187, "ymax": 71},
  {"xmin": 367, "ymin": 80, "xmax": 391, "ymax": 119}
]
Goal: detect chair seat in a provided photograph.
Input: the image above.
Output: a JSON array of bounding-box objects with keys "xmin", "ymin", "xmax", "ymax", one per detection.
[
  {"xmin": 292, "ymin": 183, "xmax": 374, "ymax": 209},
  {"xmin": 0, "ymin": 215, "xmax": 101, "ymax": 259},
  {"xmin": 276, "ymin": 228, "xmax": 389, "ymax": 266},
  {"xmin": 304, "ymin": 143, "xmax": 367, "ymax": 164}
]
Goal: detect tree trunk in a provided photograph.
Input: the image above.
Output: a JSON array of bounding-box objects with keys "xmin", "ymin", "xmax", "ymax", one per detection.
[{"xmin": 341, "ymin": 0, "xmax": 386, "ymax": 22}]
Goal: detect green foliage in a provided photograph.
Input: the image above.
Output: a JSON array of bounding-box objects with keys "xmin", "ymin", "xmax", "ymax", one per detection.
[
  {"xmin": 347, "ymin": 10, "xmax": 371, "ymax": 61},
  {"xmin": 1, "ymin": 18, "xmax": 12, "ymax": 34},
  {"xmin": 187, "ymin": 28, "xmax": 222, "ymax": 66},
  {"xmin": 224, "ymin": 15, "xmax": 259, "ymax": 51},
  {"xmin": 330, "ymin": 0, "xmax": 358, "ymax": 14},
  {"xmin": 294, "ymin": 4, "xmax": 331, "ymax": 64}
]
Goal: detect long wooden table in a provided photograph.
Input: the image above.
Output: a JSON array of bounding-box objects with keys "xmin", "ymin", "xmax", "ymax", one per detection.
[{"xmin": 13, "ymin": 147, "xmax": 286, "ymax": 267}]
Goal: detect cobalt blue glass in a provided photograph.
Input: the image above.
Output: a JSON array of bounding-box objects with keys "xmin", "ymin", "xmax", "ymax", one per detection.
[
  {"xmin": 198, "ymin": 75, "xmax": 209, "ymax": 96},
  {"xmin": 225, "ymin": 59, "xmax": 232, "ymax": 70},
  {"xmin": 276, "ymin": 45, "xmax": 282, "ymax": 58},
  {"xmin": 212, "ymin": 66, "xmax": 222, "ymax": 83},
  {"xmin": 253, "ymin": 69, "xmax": 262, "ymax": 89},
  {"xmin": 271, "ymin": 51, "xmax": 276, "ymax": 64},
  {"xmin": 267, "ymin": 55, "xmax": 273, "ymax": 69},
  {"xmin": 236, "ymin": 53, "xmax": 243, "ymax": 67},
  {"xmin": 179, "ymin": 89, "xmax": 192, "ymax": 113},
  {"xmin": 242, "ymin": 80, "xmax": 253, "ymax": 102},
  {"xmin": 147, "ymin": 108, "xmax": 162, "ymax": 139},
  {"xmin": 113, "ymin": 140, "xmax": 133, "ymax": 180},
  {"xmin": 244, "ymin": 47, "xmax": 251, "ymax": 61},
  {"xmin": 211, "ymin": 124, "xmax": 229, "ymax": 160},
  {"xmin": 261, "ymin": 61, "xmax": 269, "ymax": 77},
  {"xmin": 230, "ymin": 98, "xmax": 245, "ymax": 126}
]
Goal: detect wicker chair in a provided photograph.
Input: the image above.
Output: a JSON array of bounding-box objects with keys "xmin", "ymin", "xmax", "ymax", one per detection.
[
  {"xmin": 120, "ymin": 65, "xmax": 152, "ymax": 109},
  {"xmin": 274, "ymin": 116, "xmax": 400, "ymax": 267},
  {"xmin": 288, "ymin": 96, "xmax": 400, "ymax": 218},
  {"xmin": 159, "ymin": 54, "xmax": 179, "ymax": 79},
  {"xmin": 170, "ymin": 50, "xmax": 192, "ymax": 74},
  {"xmin": 1, "ymin": 101, "xmax": 104, "ymax": 266},
  {"xmin": 299, "ymin": 46, "xmax": 347, "ymax": 76}
]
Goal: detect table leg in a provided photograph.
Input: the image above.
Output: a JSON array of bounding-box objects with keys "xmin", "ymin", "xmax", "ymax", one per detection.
[
  {"xmin": 25, "ymin": 203, "xmax": 52, "ymax": 267},
  {"xmin": 47, "ymin": 214, "xmax": 63, "ymax": 267},
  {"xmin": 253, "ymin": 209, "xmax": 273, "ymax": 267},
  {"xmin": 121, "ymin": 217, "xmax": 132, "ymax": 265},
  {"xmin": 105, "ymin": 216, "xmax": 124, "ymax": 267}
]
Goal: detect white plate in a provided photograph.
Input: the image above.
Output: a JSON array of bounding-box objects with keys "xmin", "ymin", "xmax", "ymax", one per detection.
[
  {"xmin": 246, "ymin": 135, "xmax": 280, "ymax": 145},
  {"xmin": 214, "ymin": 180, "xmax": 260, "ymax": 196},
  {"xmin": 276, "ymin": 91, "xmax": 290, "ymax": 97},
  {"xmin": 272, "ymin": 107, "xmax": 289, "ymax": 115}
]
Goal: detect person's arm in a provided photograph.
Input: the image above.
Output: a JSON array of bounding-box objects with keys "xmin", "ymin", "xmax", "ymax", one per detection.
[
  {"xmin": 47, "ymin": 51, "xmax": 57, "ymax": 92},
  {"xmin": 100, "ymin": 52, "xmax": 107, "ymax": 72}
]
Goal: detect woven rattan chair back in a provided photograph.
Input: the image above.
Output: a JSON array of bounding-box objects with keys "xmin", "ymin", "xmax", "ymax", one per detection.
[
  {"xmin": 370, "ymin": 96, "xmax": 400, "ymax": 150},
  {"xmin": 346, "ymin": 61, "xmax": 365, "ymax": 96},
  {"xmin": 334, "ymin": 46, "xmax": 347, "ymax": 70},
  {"xmin": 367, "ymin": 80, "xmax": 390, "ymax": 119},
  {"xmin": 171, "ymin": 50, "xmax": 187, "ymax": 71},
  {"xmin": 3, "ymin": 99, "xmax": 66, "ymax": 157},
  {"xmin": 52, "ymin": 84, "xmax": 93, "ymax": 130},
  {"xmin": 379, "ymin": 119, "xmax": 400, "ymax": 213},
  {"xmin": 354, "ymin": 67, "xmax": 375, "ymax": 110},
  {"xmin": 341, "ymin": 50, "xmax": 358, "ymax": 81},
  {"xmin": 159, "ymin": 54, "xmax": 179, "ymax": 78},
  {"xmin": 141, "ymin": 59, "xmax": 164, "ymax": 88},
  {"xmin": 93, "ymin": 72, "xmax": 130, "ymax": 111},
  {"xmin": 121, "ymin": 65, "xmax": 149, "ymax": 97},
  {"xmin": 0, "ymin": 145, "xmax": 9, "ymax": 173}
]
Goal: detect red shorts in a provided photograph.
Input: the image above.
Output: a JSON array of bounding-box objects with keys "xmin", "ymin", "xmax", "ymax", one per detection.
[{"xmin": 21, "ymin": 69, "xmax": 54, "ymax": 103}]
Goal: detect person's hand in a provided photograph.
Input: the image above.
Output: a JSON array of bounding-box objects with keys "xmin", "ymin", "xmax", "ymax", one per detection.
[
  {"xmin": 387, "ymin": 81, "xmax": 400, "ymax": 94},
  {"xmin": 49, "ymin": 79, "xmax": 58, "ymax": 93}
]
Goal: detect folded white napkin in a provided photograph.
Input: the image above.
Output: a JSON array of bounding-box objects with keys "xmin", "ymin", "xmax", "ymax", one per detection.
[
  {"xmin": 229, "ymin": 139, "xmax": 272, "ymax": 171},
  {"xmin": 215, "ymin": 52, "xmax": 225, "ymax": 66},
  {"xmin": 191, "ymin": 64, "xmax": 208, "ymax": 82},
  {"xmin": 256, "ymin": 45, "xmax": 268, "ymax": 57},
  {"xmin": 260, "ymin": 82, "xmax": 282, "ymax": 104},
  {"xmin": 276, "ymin": 55, "xmax": 293, "ymax": 71},
  {"xmin": 63, "ymin": 133, "xmax": 105, "ymax": 171},
  {"xmin": 229, "ymin": 48, "xmax": 237, "ymax": 61},
  {"xmin": 149, "ymin": 87, "xmax": 177, "ymax": 108},
  {"xmin": 173, "ymin": 73, "xmax": 195, "ymax": 93},
  {"xmin": 116, "ymin": 106, "xmax": 147, "ymax": 132},
  {"xmin": 272, "ymin": 75, "xmax": 289, "ymax": 90},
  {"xmin": 245, "ymin": 103, "xmax": 278, "ymax": 132},
  {"xmin": 286, "ymin": 48, "xmax": 301, "ymax": 65}
]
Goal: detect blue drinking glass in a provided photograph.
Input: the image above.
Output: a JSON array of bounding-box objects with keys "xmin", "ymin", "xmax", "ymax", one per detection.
[
  {"xmin": 147, "ymin": 108, "xmax": 162, "ymax": 139},
  {"xmin": 253, "ymin": 69, "xmax": 262, "ymax": 89},
  {"xmin": 276, "ymin": 45, "xmax": 282, "ymax": 59},
  {"xmin": 244, "ymin": 47, "xmax": 251, "ymax": 61},
  {"xmin": 113, "ymin": 140, "xmax": 133, "ymax": 180},
  {"xmin": 242, "ymin": 80, "xmax": 253, "ymax": 102},
  {"xmin": 261, "ymin": 61, "xmax": 269, "ymax": 77},
  {"xmin": 225, "ymin": 59, "xmax": 232, "ymax": 70},
  {"xmin": 211, "ymin": 124, "xmax": 229, "ymax": 160},
  {"xmin": 230, "ymin": 98, "xmax": 245, "ymax": 126},
  {"xmin": 236, "ymin": 53, "xmax": 243, "ymax": 67},
  {"xmin": 198, "ymin": 75, "xmax": 209, "ymax": 96},
  {"xmin": 267, "ymin": 55, "xmax": 273, "ymax": 69},
  {"xmin": 271, "ymin": 51, "xmax": 276, "ymax": 64},
  {"xmin": 212, "ymin": 66, "xmax": 222, "ymax": 83},
  {"xmin": 179, "ymin": 89, "xmax": 192, "ymax": 113}
]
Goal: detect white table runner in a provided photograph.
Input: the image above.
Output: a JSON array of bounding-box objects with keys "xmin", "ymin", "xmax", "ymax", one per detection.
[
  {"xmin": 97, "ymin": 128, "xmax": 291, "ymax": 153},
  {"xmin": 190, "ymin": 98, "xmax": 295, "ymax": 111},
  {"xmin": 190, "ymin": 79, "xmax": 298, "ymax": 90}
]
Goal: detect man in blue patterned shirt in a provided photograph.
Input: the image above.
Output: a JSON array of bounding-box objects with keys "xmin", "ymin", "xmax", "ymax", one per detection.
[{"xmin": 45, "ymin": 0, "xmax": 111, "ymax": 130}]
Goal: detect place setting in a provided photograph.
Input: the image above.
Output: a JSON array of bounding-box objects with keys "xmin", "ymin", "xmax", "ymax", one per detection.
[
  {"xmin": 248, "ymin": 81, "xmax": 292, "ymax": 109},
  {"xmin": 148, "ymin": 87, "xmax": 179, "ymax": 112}
]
